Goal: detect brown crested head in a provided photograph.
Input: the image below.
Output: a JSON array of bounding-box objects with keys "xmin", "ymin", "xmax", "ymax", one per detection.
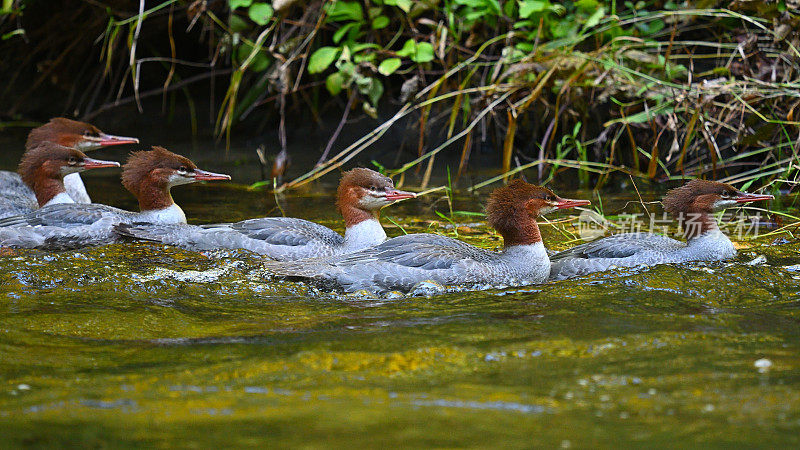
[
  {"xmin": 26, "ymin": 118, "xmax": 103, "ymax": 149},
  {"xmin": 26, "ymin": 117, "xmax": 139, "ymax": 151},
  {"xmin": 335, "ymin": 168, "xmax": 415, "ymax": 224},
  {"xmin": 121, "ymin": 146, "xmax": 229, "ymax": 210},
  {"xmin": 18, "ymin": 144, "xmax": 90, "ymax": 187},
  {"xmin": 486, "ymin": 180, "xmax": 557, "ymax": 235},
  {"xmin": 121, "ymin": 146, "xmax": 198, "ymax": 195},
  {"xmin": 486, "ymin": 180, "xmax": 590, "ymax": 246},
  {"xmin": 663, "ymin": 179, "xmax": 742, "ymax": 214},
  {"xmin": 17, "ymin": 143, "xmax": 122, "ymax": 206}
]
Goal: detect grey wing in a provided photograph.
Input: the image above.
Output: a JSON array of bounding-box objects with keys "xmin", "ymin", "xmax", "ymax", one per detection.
[
  {"xmin": 114, "ymin": 222, "xmax": 198, "ymax": 245},
  {"xmin": 116, "ymin": 217, "xmax": 344, "ymax": 259},
  {"xmin": 549, "ymin": 233, "xmax": 685, "ymax": 280},
  {"xmin": 0, "ymin": 203, "xmax": 130, "ymax": 228},
  {"xmin": 0, "ymin": 216, "xmax": 119, "ymax": 250},
  {"xmin": 267, "ymin": 234, "xmax": 493, "ymax": 293},
  {"xmin": 550, "ymin": 233, "xmax": 684, "ymax": 260},
  {"xmin": 0, "ymin": 194, "xmax": 37, "ymax": 219},
  {"xmin": 226, "ymin": 217, "xmax": 344, "ymax": 248},
  {"xmin": 0, "ymin": 171, "xmax": 37, "ymax": 218},
  {"xmin": 0, "ymin": 171, "xmax": 32, "ymax": 198}
]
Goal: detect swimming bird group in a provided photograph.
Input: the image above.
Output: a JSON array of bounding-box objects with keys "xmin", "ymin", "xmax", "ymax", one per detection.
[{"xmin": 0, "ymin": 118, "xmax": 775, "ymax": 294}]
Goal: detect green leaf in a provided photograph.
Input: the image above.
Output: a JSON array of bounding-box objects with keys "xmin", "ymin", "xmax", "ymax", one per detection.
[
  {"xmin": 636, "ymin": 19, "xmax": 665, "ymax": 35},
  {"xmin": 603, "ymin": 103, "xmax": 674, "ymax": 126},
  {"xmin": 229, "ymin": 15, "xmax": 249, "ymax": 32},
  {"xmin": 413, "ymin": 42, "xmax": 434, "ymax": 63},
  {"xmin": 378, "ymin": 58, "xmax": 401, "ymax": 75},
  {"xmin": 229, "ymin": 0, "xmax": 252, "ymax": 10},
  {"xmin": 583, "ymin": 6, "xmax": 605, "ymax": 30},
  {"xmin": 395, "ymin": 39, "xmax": 417, "ymax": 57},
  {"xmin": 326, "ymin": 72, "xmax": 345, "ymax": 96},
  {"xmin": 371, "ymin": 15, "xmax": 390, "ymax": 29},
  {"xmin": 349, "ymin": 42, "xmax": 380, "ymax": 53},
  {"xmin": 396, "ymin": 40, "xmax": 434, "ymax": 63},
  {"xmin": 333, "ymin": 22, "xmax": 359, "ymax": 43},
  {"xmin": 336, "ymin": 61, "xmax": 355, "ymax": 78},
  {"xmin": 515, "ymin": 41, "xmax": 534, "ymax": 52},
  {"xmin": 308, "ymin": 46, "xmax": 340, "ymax": 73},
  {"xmin": 519, "ymin": 0, "xmax": 548, "ymax": 18},
  {"xmin": 247, "ymin": 3, "xmax": 273, "ymax": 25},
  {"xmin": 249, "ymin": 180, "xmax": 272, "ymax": 189},
  {"xmin": 454, "ymin": 0, "xmax": 485, "ymax": 8},
  {"xmin": 353, "ymin": 52, "xmax": 376, "ymax": 63},
  {"xmin": 325, "ymin": 1, "xmax": 364, "ymax": 22},
  {"xmin": 386, "ymin": 0, "xmax": 412, "ymax": 13},
  {"xmin": 575, "ymin": 0, "xmax": 599, "ymax": 12},
  {"xmin": 366, "ymin": 78, "xmax": 384, "ymax": 106},
  {"xmin": 1, "ymin": 29, "xmax": 25, "ymax": 40},
  {"xmin": 504, "ymin": 0, "xmax": 517, "ymax": 16}
]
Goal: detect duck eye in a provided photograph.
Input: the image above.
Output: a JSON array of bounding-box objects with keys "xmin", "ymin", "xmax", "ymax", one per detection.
[
  {"xmin": 177, "ymin": 166, "xmax": 189, "ymax": 174},
  {"xmin": 83, "ymin": 130, "xmax": 99, "ymax": 137},
  {"xmin": 67, "ymin": 156, "xmax": 78, "ymax": 164}
]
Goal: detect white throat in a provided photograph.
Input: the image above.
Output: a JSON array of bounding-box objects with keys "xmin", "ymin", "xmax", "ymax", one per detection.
[
  {"xmin": 343, "ymin": 218, "xmax": 386, "ymax": 251},
  {"xmin": 137, "ymin": 203, "xmax": 187, "ymax": 225},
  {"xmin": 43, "ymin": 192, "xmax": 75, "ymax": 207},
  {"xmin": 63, "ymin": 172, "xmax": 91, "ymax": 203},
  {"xmin": 503, "ymin": 242, "xmax": 547, "ymax": 259}
]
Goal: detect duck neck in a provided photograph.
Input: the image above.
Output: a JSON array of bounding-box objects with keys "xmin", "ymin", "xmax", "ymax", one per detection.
[
  {"xmin": 342, "ymin": 208, "xmax": 385, "ymax": 250},
  {"xmin": 340, "ymin": 203, "xmax": 377, "ymax": 228},
  {"xmin": 677, "ymin": 211, "xmax": 720, "ymax": 241},
  {"xmin": 499, "ymin": 211, "xmax": 542, "ymax": 248},
  {"xmin": 137, "ymin": 178, "xmax": 175, "ymax": 212},
  {"xmin": 32, "ymin": 172, "xmax": 70, "ymax": 207}
]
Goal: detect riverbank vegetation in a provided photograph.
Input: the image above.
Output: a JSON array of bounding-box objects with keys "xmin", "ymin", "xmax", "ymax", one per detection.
[{"xmin": 1, "ymin": 1, "xmax": 798, "ymax": 193}]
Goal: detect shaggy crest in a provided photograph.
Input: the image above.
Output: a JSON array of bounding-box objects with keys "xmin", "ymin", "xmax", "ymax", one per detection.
[
  {"xmin": 122, "ymin": 146, "xmax": 196, "ymax": 195},
  {"xmin": 26, "ymin": 118, "xmax": 101, "ymax": 148},
  {"xmin": 486, "ymin": 180, "xmax": 555, "ymax": 233},
  {"xmin": 663, "ymin": 179, "xmax": 738, "ymax": 214},
  {"xmin": 336, "ymin": 168, "xmax": 393, "ymax": 214},
  {"xmin": 18, "ymin": 144, "xmax": 86, "ymax": 186}
]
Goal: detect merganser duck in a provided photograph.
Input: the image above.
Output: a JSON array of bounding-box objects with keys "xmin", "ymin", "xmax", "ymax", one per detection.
[
  {"xmin": 262, "ymin": 180, "xmax": 589, "ymax": 293},
  {"xmin": 0, "ymin": 143, "xmax": 120, "ymax": 219},
  {"xmin": 113, "ymin": 168, "xmax": 416, "ymax": 259},
  {"xmin": 548, "ymin": 179, "xmax": 774, "ymax": 280},
  {"xmin": 0, "ymin": 146, "xmax": 230, "ymax": 250},
  {"xmin": 0, "ymin": 118, "xmax": 138, "ymax": 206}
]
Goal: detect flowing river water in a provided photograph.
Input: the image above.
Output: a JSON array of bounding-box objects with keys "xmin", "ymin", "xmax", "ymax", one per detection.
[{"xmin": 0, "ymin": 132, "xmax": 799, "ymax": 447}]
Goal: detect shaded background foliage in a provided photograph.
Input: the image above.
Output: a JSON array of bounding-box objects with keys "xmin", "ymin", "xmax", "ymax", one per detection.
[{"xmin": 0, "ymin": 0, "xmax": 798, "ymax": 191}]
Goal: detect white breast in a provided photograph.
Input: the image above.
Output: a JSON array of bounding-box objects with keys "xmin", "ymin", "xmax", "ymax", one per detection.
[
  {"xmin": 63, "ymin": 173, "xmax": 91, "ymax": 203},
  {"xmin": 501, "ymin": 242, "xmax": 550, "ymax": 283},
  {"xmin": 342, "ymin": 219, "xmax": 387, "ymax": 252},
  {"xmin": 43, "ymin": 192, "xmax": 76, "ymax": 206},
  {"xmin": 137, "ymin": 204, "xmax": 187, "ymax": 224}
]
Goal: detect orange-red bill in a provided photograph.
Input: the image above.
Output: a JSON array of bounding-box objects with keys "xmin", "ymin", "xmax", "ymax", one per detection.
[
  {"xmin": 83, "ymin": 157, "xmax": 121, "ymax": 169},
  {"xmin": 734, "ymin": 193, "xmax": 774, "ymax": 203},
  {"xmin": 385, "ymin": 190, "xmax": 416, "ymax": 201},
  {"xmin": 193, "ymin": 168, "xmax": 231, "ymax": 181},
  {"xmin": 98, "ymin": 133, "xmax": 139, "ymax": 147},
  {"xmin": 555, "ymin": 198, "xmax": 591, "ymax": 210}
]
